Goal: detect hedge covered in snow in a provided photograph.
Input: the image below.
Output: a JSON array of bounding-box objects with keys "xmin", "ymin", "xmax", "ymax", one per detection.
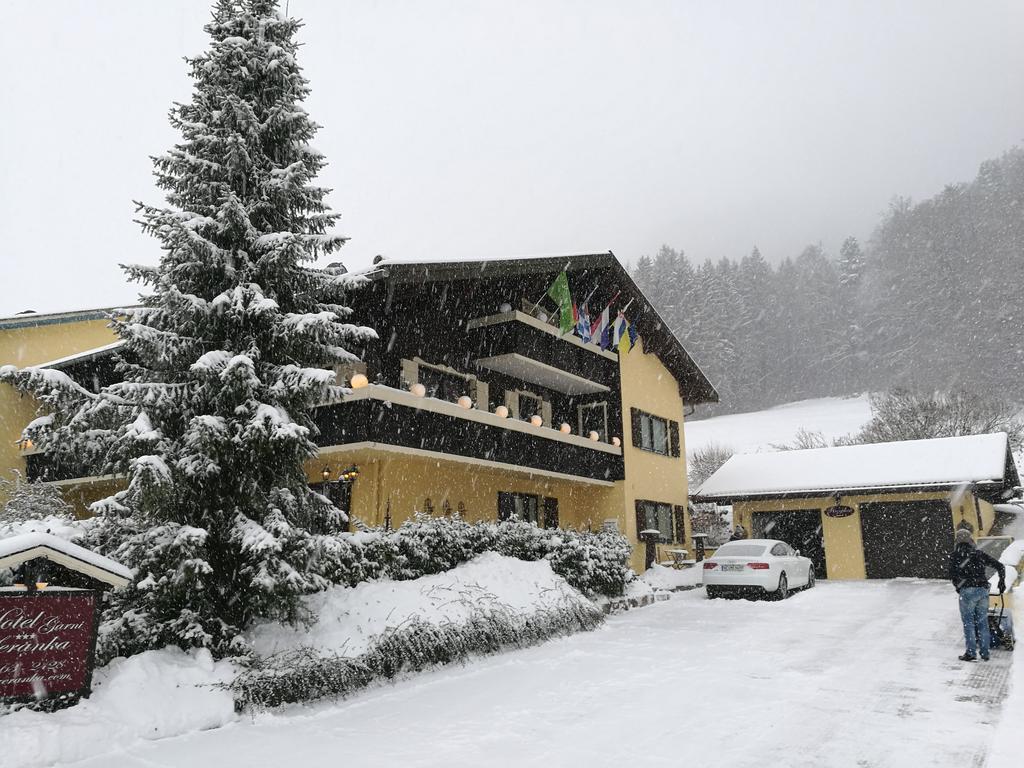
[
  {"xmin": 313, "ymin": 514, "xmax": 633, "ymax": 599},
  {"xmin": 233, "ymin": 553, "xmax": 605, "ymax": 709}
]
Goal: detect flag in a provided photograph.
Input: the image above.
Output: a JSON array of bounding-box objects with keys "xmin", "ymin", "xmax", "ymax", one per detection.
[
  {"xmin": 613, "ymin": 312, "xmax": 626, "ymax": 348},
  {"xmin": 618, "ymin": 316, "xmax": 638, "ymax": 354},
  {"xmin": 595, "ymin": 305, "xmax": 612, "ymax": 349},
  {"xmin": 576, "ymin": 302, "xmax": 592, "ymax": 343},
  {"xmin": 546, "ymin": 271, "xmax": 574, "ymax": 334}
]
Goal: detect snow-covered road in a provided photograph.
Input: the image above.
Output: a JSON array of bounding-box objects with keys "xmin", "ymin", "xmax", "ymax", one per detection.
[{"xmin": 71, "ymin": 581, "xmax": 1011, "ymax": 768}]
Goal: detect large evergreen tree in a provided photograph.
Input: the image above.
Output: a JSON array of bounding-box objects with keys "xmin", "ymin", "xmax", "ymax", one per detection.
[{"xmin": 1, "ymin": 0, "xmax": 374, "ymax": 658}]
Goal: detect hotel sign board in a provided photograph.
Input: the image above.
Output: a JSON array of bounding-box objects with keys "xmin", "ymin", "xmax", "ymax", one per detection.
[{"xmin": 0, "ymin": 590, "xmax": 99, "ymax": 704}]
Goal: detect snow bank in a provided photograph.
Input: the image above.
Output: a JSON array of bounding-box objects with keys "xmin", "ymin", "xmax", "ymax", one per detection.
[
  {"xmin": 5, "ymin": 648, "xmax": 237, "ymax": 768},
  {"xmin": 985, "ymin": 598, "xmax": 1024, "ymax": 768},
  {"xmin": 236, "ymin": 553, "xmax": 603, "ymax": 708},
  {"xmin": 643, "ymin": 563, "xmax": 702, "ymax": 591},
  {"xmin": 248, "ymin": 551, "xmax": 593, "ymax": 657}
]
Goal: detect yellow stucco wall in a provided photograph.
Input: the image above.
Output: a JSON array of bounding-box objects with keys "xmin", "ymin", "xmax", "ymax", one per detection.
[
  {"xmin": 0, "ymin": 315, "xmax": 120, "ymax": 510},
  {"xmin": 618, "ymin": 337, "xmax": 690, "ymax": 573},
  {"xmin": 310, "ymin": 446, "xmax": 615, "ymax": 531},
  {"xmin": 731, "ymin": 489, "xmax": 996, "ymax": 580}
]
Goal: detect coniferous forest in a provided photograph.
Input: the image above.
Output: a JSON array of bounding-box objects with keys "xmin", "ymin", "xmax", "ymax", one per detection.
[{"xmin": 634, "ymin": 147, "xmax": 1024, "ymax": 415}]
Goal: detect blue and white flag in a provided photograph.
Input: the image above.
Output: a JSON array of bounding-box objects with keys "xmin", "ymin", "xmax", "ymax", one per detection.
[{"xmin": 576, "ymin": 303, "xmax": 593, "ymax": 343}]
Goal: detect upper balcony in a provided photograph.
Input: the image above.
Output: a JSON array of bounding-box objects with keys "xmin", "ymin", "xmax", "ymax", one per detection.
[
  {"xmin": 466, "ymin": 311, "xmax": 618, "ymax": 396},
  {"xmin": 315, "ymin": 384, "xmax": 624, "ymax": 485}
]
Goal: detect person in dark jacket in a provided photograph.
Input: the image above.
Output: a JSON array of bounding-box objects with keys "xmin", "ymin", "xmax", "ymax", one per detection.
[{"xmin": 949, "ymin": 528, "xmax": 1006, "ymax": 661}]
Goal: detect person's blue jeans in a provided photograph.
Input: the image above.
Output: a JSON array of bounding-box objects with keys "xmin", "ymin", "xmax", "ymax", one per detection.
[{"xmin": 959, "ymin": 587, "xmax": 991, "ymax": 657}]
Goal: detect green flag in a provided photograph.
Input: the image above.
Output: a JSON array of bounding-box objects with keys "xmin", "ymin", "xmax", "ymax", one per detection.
[{"xmin": 547, "ymin": 271, "xmax": 574, "ymax": 334}]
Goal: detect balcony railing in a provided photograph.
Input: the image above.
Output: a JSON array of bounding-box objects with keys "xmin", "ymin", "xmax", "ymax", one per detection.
[
  {"xmin": 315, "ymin": 385, "xmax": 624, "ymax": 484},
  {"xmin": 466, "ymin": 311, "xmax": 618, "ymax": 395}
]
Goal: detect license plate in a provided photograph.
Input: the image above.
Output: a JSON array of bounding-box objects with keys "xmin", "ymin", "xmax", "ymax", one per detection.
[{"xmin": 721, "ymin": 564, "xmax": 744, "ymax": 572}]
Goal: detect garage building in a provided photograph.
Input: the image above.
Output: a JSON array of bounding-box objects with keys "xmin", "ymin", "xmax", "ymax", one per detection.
[{"xmin": 693, "ymin": 433, "xmax": 1020, "ymax": 580}]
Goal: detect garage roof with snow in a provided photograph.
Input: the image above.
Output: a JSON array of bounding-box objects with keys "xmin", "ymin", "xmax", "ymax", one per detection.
[{"xmin": 694, "ymin": 432, "xmax": 1020, "ymax": 503}]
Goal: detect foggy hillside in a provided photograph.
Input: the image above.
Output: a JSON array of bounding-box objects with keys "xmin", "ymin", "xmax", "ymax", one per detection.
[{"xmin": 635, "ymin": 146, "xmax": 1024, "ymax": 415}]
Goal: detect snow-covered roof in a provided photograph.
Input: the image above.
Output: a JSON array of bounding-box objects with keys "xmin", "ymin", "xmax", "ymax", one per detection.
[
  {"xmin": 0, "ymin": 532, "xmax": 133, "ymax": 589},
  {"xmin": 695, "ymin": 433, "xmax": 1019, "ymax": 502},
  {"xmin": 36, "ymin": 340, "xmax": 125, "ymax": 369},
  {"xmin": 364, "ymin": 251, "xmax": 719, "ymax": 405}
]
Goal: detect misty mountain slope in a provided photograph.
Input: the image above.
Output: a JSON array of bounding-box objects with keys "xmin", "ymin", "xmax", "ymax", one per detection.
[{"xmin": 636, "ymin": 146, "xmax": 1024, "ymax": 415}]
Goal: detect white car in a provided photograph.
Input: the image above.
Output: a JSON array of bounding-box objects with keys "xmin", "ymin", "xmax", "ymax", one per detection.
[{"xmin": 703, "ymin": 539, "xmax": 815, "ymax": 599}]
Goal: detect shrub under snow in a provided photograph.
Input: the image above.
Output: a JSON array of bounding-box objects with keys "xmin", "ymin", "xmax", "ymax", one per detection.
[
  {"xmin": 326, "ymin": 514, "xmax": 632, "ymax": 600},
  {"xmin": 234, "ymin": 553, "xmax": 605, "ymax": 709}
]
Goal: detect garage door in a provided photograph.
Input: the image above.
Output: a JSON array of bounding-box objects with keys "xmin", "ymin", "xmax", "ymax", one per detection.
[
  {"xmin": 859, "ymin": 500, "xmax": 953, "ymax": 579},
  {"xmin": 752, "ymin": 510, "xmax": 828, "ymax": 579}
]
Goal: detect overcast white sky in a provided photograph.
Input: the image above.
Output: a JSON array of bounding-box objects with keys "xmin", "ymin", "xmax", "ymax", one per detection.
[{"xmin": 1, "ymin": 1, "xmax": 1022, "ymax": 316}]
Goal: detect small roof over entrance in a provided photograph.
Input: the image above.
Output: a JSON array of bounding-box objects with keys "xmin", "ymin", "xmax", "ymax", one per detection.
[
  {"xmin": 0, "ymin": 532, "xmax": 133, "ymax": 589},
  {"xmin": 694, "ymin": 432, "xmax": 1021, "ymax": 503}
]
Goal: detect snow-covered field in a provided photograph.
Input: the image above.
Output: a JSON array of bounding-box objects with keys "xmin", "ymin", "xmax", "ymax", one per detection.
[
  {"xmin": 52, "ymin": 581, "xmax": 1015, "ymax": 768},
  {"xmin": 685, "ymin": 395, "xmax": 872, "ymax": 455}
]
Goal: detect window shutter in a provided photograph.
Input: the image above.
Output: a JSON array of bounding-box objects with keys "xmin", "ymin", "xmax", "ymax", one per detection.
[
  {"xmin": 400, "ymin": 359, "xmax": 418, "ymax": 389},
  {"xmin": 669, "ymin": 421, "xmax": 680, "ymax": 457},
  {"xmin": 634, "ymin": 500, "xmax": 646, "ymax": 541},
  {"xmin": 630, "ymin": 408, "xmax": 642, "ymax": 448},
  {"xmin": 505, "ymin": 390, "xmax": 519, "ymax": 419},
  {"xmin": 673, "ymin": 505, "xmax": 686, "ymax": 544}
]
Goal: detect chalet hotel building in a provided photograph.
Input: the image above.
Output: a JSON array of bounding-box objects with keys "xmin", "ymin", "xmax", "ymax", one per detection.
[{"xmin": 0, "ymin": 253, "xmax": 718, "ymax": 573}]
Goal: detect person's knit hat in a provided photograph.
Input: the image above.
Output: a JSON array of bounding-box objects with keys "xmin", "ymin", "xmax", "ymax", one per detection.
[{"xmin": 954, "ymin": 528, "xmax": 975, "ymax": 547}]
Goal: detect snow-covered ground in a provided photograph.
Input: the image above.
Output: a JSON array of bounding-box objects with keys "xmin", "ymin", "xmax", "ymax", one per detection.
[
  {"xmin": 5, "ymin": 554, "xmax": 596, "ymax": 767},
  {"xmin": 54, "ymin": 581, "xmax": 1015, "ymax": 768},
  {"xmin": 685, "ymin": 395, "xmax": 872, "ymax": 455}
]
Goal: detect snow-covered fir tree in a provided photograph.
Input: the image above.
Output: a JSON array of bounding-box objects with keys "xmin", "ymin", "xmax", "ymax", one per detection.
[{"xmin": 0, "ymin": 0, "xmax": 375, "ymax": 658}]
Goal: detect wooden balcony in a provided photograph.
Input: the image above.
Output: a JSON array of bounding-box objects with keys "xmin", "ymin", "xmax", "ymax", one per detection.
[
  {"xmin": 315, "ymin": 385, "xmax": 624, "ymax": 485},
  {"xmin": 466, "ymin": 311, "xmax": 618, "ymax": 395}
]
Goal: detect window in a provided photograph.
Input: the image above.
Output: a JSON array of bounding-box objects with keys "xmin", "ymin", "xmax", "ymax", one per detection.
[
  {"xmin": 770, "ymin": 543, "xmax": 788, "ymax": 557},
  {"xmin": 518, "ymin": 391, "xmax": 543, "ymax": 422},
  {"xmin": 636, "ymin": 500, "xmax": 677, "ymax": 544},
  {"xmin": 715, "ymin": 543, "xmax": 769, "ymax": 558},
  {"xmin": 630, "ymin": 408, "xmax": 680, "ymax": 457},
  {"xmin": 578, "ymin": 401, "xmax": 608, "ymax": 441},
  {"xmin": 418, "ymin": 365, "xmax": 470, "ymax": 402},
  {"xmin": 498, "ymin": 492, "xmax": 540, "ymax": 524}
]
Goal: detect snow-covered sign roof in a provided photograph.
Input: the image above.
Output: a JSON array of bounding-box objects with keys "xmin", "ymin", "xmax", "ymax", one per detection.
[
  {"xmin": 0, "ymin": 532, "xmax": 133, "ymax": 589},
  {"xmin": 694, "ymin": 432, "xmax": 1020, "ymax": 502}
]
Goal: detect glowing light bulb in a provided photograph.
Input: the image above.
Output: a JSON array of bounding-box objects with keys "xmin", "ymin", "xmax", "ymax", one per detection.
[
  {"xmin": 457, "ymin": 395, "xmax": 473, "ymax": 409},
  {"xmin": 530, "ymin": 414, "xmax": 543, "ymax": 427},
  {"xmin": 350, "ymin": 373, "xmax": 369, "ymax": 389},
  {"xmin": 410, "ymin": 382, "xmax": 426, "ymax": 397},
  {"xmin": 495, "ymin": 405, "xmax": 509, "ymax": 418},
  {"xmin": 559, "ymin": 423, "xmax": 571, "ymax": 434}
]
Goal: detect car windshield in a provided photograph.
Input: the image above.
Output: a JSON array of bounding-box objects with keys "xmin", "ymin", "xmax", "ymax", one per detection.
[{"xmin": 714, "ymin": 543, "xmax": 768, "ymax": 557}]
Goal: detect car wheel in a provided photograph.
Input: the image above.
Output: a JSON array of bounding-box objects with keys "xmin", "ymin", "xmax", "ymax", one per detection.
[
  {"xmin": 806, "ymin": 568, "xmax": 816, "ymax": 590},
  {"xmin": 706, "ymin": 586, "xmax": 719, "ymax": 599},
  {"xmin": 776, "ymin": 572, "xmax": 789, "ymax": 600}
]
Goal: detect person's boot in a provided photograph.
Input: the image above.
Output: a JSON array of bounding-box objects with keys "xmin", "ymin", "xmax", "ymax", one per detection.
[{"xmin": 958, "ymin": 652, "xmax": 976, "ymax": 661}]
